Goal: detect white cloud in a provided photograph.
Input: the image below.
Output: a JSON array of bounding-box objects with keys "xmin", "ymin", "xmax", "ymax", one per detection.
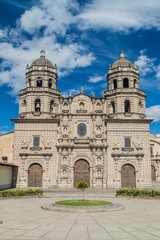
[
  {"xmin": 78, "ymin": 0, "xmax": 160, "ymax": 32},
  {"xmin": 0, "ymin": 37, "xmax": 95, "ymax": 94},
  {"xmin": 17, "ymin": 0, "xmax": 160, "ymax": 36},
  {"xmin": 134, "ymin": 50, "xmax": 156, "ymax": 76},
  {"xmin": 62, "ymin": 88, "xmax": 80, "ymax": 98},
  {"xmin": 155, "ymin": 134, "xmax": 160, "ymax": 137},
  {"xmin": 19, "ymin": 0, "xmax": 79, "ymax": 36},
  {"xmin": 1, "ymin": 0, "xmax": 160, "ymax": 96},
  {"xmin": 88, "ymin": 75, "xmax": 104, "ymax": 83},
  {"xmin": 146, "ymin": 105, "xmax": 160, "ymax": 121}
]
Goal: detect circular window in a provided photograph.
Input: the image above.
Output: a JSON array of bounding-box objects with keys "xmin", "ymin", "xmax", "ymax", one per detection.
[{"xmin": 77, "ymin": 123, "xmax": 87, "ymax": 137}]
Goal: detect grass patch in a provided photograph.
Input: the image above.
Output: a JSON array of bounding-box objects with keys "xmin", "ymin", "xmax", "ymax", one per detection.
[
  {"xmin": 0, "ymin": 189, "xmax": 43, "ymax": 197},
  {"xmin": 116, "ymin": 188, "xmax": 160, "ymax": 197},
  {"xmin": 55, "ymin": 200, "xmax": 111, "ymax": 206}
]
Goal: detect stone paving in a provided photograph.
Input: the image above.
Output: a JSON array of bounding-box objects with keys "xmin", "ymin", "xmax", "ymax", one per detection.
[{"xmin": 0, "ymin": 189, "xmax": 160, "ymax": 239}]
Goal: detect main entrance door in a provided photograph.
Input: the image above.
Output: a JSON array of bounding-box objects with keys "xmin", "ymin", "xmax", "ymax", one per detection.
[
  {"xmin": 28, "ymin": 163, "xmax": 43, "ymax": 187},
  {"xmin": 74, "ymin": 160, "xmax": 90, "ymax": 187},
  {"xmin": 151, "ymin": 165, "xmax": 156, "ymax": 181},
  {"xmin": 121, "ymin": 164, "xmax": 136, "ymax": 188}
]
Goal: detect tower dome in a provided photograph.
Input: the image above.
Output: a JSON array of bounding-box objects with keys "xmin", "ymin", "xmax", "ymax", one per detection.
[
  {"xmin": 31, "ymin": 50, "xmax": 54, "ymax": 68},
  {"xmin": 112, "ymin": 50, "xmax": 134, "ymax": 68}
]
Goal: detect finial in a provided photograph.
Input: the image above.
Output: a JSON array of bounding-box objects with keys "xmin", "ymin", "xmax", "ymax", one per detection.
[
  {"xmin": 120, "ymin": 49, "xmax": 125, "ymax": 60},
  {"xmin": 109, "ymin": 64, "xmax": 111, "ymax": 68},
  {"xmin": 26, "ymin": 64, "xmax": 29, "ymax": 69},
  {"xmin": 54, "ymin": 63, "xmax": 57, "ymax": 68},
  {"xmin": 40, "ymin": 50, "xmax": 45, "ymax": 58},
  {"xmin": 69, "ymin": 91, "xmax": 72, "ymax": 97},
  {"xmin": 93, "ymin": 91, "xmax": 95, "ymax": 97},
  {"xmin": 102, "ymin": 91, "xmax": 104, "ymax": 97},
  {"xmin": 81, "ymin": 86, "xmax": 83, "ymax": 94}
]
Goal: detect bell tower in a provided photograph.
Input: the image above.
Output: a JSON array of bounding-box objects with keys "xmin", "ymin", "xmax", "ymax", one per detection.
[
  {"xmin": 19, "ymin": 50, "xmax": 61, "ymax": 119},
  {"xmin": 105, "ymin": 50, "xmax": 146, "ymax": 119}
]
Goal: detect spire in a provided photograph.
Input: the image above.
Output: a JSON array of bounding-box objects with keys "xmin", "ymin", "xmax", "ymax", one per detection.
[
  {"xmin": 40, "ymin": 50, "xmax": 45, "ymax": 58},
  {"xmin": 120, "ymin": 49, "xmax": 125, "ymax": 60}
]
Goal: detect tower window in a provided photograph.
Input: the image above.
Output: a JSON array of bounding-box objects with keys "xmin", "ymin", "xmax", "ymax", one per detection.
[
  {"xmin": 35, "ymin": 99, "xmax": 41, "ymax": 112},
  {"xmin": 33, "ymin": 137, "xmax": 40, "ymax": 147},
  {"xmin": 37, "ymin": 77, "xmax": 42, "ymax": 87},
  {"xmin": 134, "ymin": 79, "xmax": 137, "ymax": 88},
  {"xmin": 111, "ymin": 101, "xmax": 115, "ymax": 113},
  {"xmin": 49, "ymin": 79, "xmax": 53, "ymax": 88},
  {"xmin": 125, "ymin": 100, "xmax": 130, "ymax": 113},
  {"xmin": 125, "ymin": 138, "xmax": 131, "ymax": 148},
  {"xmin": 113, "ymin": 80, "xmax": 117, "ymax": 89},
  {"xmin": 28, "ymin": 78, "xmax": 31, "ymax": 87},
  {"xmin": 123, "ymin": 78, "xmax": 129, "ymax": 88},
  {"xmin": 50, "ymin": 100, "xmax": 54, "ymax": 112},
  {"xmin": 150, "ymin": 147, "xmax": 153, "ymax": 156}
]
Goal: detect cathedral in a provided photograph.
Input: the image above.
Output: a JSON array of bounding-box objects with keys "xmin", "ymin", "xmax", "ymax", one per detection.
[{"xmin": 0, "ymin": 50, "xmax": 160, "ymax": 190}]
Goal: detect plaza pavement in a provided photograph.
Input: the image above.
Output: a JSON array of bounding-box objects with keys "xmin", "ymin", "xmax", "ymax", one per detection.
[{"xmin": 0, "ymin": 188, "xmax": 160, "ymax": 240}]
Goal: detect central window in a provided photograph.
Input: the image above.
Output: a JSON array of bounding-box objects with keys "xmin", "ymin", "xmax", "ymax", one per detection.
[
  {"xmin": 33, "ymin": 137, "xmax": 40, "ymax": 147},
  {"xmin": 77, "ymin": 123, "xmax": 87, "ymax": 137},
  {"xmin": 125, "ymin": 138, "xmax": 131, "ymax": 148}
]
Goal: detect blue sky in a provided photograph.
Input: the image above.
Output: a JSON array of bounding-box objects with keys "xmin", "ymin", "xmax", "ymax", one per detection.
[{"xmin": 0, "ymin": 0, "xmax": 160, "ymax": 136}]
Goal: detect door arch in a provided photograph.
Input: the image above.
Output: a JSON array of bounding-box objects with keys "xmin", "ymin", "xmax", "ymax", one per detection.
[
  {"xmin": 151, "ymin": 165, "xmax": 156, "ymax": 181},
  {"xmin": 28, "ymin": 163, "xmax": 43, "ymax": 187},
  {"xmin": 121, "ymin": 164, "xmax": 136, "ymax": 188},
  {"xmin": 74, "ymin": 159, "xmax": 90, "ymax": 187}
]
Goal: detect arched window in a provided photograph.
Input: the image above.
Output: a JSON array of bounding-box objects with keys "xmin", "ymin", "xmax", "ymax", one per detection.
[
  {"xmin": 48, "ymin": 79, "xmax": 53, "ymax": 88},
  {"xmin": 123, "ymin": 78, "xmax": 129, "ymax": 88},
  {"xmin": 28, "ymin": 78, "xmax": 31, "ymax": 87},
  {"xmin": 50, "ymin": 100, "xmax": 54, "ymax": 112},
  {"xmin": 35, "ymin": 99, "xmax": 41, "ymax": 112},
  {"xmin": 113, "ymin": 80, "xmax": 117, "ymax": 89},
  {"xmin": 125, "ymin": 100, "xmax": 130, "ymax": 113},
  {"xmin": 37, "ymin": 77, "xmax": 42, "ymax": 87},
  {"xmin": 64, "ymin": 103, "xmax": 68, "ymax": 108},
  {"xmin": 79, "ymin": 102, "xmax": 84, "ymax": 110},
  {"xmin": 134, "ymin": 79, "xmax": 137, "ymax": 88},
  {"xmin": 111, "ymin": 101, "xmax": 115, "ymax": 113}
]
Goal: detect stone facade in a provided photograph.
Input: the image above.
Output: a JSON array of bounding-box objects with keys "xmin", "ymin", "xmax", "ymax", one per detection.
[
  {"xmin": 0, "ymin": 132, "xmax": 14, "ymax": 164},
  {"xmin": 1, "ymin": 50, "xmax": 160, "ymax": 189}
]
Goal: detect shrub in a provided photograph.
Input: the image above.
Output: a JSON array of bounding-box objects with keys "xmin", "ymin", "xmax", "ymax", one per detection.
[
  {"xmin": 0, "ymin": 189, "xmax": 43, "ymax": 197},
  {"xmin": 76, "ymin": 181, "xmax": 88, "ymax": 189},
  {"xmin": 116, "ymin": 188, "xmax": 160, "ymax": 197}
]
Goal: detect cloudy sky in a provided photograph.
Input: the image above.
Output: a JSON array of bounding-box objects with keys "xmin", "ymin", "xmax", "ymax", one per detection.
[{"xmin": 0, "ymin": 0, "xmax": 160, "ymax": 135}]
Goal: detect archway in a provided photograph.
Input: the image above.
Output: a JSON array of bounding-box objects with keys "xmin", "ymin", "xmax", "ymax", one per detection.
[
  {"xmin": 151, "ymin": 165, "xmax": 156, "ymax": 181},
  {"xmin": 74, "ymin": 159, "xmax": 90, "ymax": 187},
  {"xmin": 121, "ymin": 164, "xmax": 136, "ymax": 188},
  {"xmin": 28, "ymin": 163, "xmax": 43, "ymax": 187}
]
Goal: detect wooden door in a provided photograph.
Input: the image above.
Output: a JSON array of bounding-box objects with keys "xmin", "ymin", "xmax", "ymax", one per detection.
[
  {"xmin": 151, "ymin": 165, "xmax": 156, "ymax": 181},
  {"xmin": 121, "ymin": 164, "xmax": 136, "ymax": 188},
  {"xmin": 28, "ymin": 164, "xmax": 42, "ymax": 187},
  {"xmin": 74, "ymin": 160, "xmax": 90, "ymax": 187}
]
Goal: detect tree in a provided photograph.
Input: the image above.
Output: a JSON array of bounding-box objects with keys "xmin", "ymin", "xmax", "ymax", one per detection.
[{"xmin": 76, "ymin": 181, "xmax": 88, "ymax": 201}]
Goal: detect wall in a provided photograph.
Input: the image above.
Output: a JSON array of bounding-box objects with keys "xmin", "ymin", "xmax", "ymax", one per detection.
[
  {"xmin": 0, "ymin": 165, "xmax": 12, "ymax": 190},
  {"xmin": 0, "ymin": 132, "xmax": 14, "ymax": 163}
]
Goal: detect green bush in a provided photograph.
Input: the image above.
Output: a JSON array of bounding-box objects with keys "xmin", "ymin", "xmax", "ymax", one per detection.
[
  {"xmin": 0, "ymin": 189, "xmax": 43, "ymax": 197},
  {"xmin": 116, "ymin": 188, "xmax": 160, "ymax": 197},
  {"xmin": 76, "ymin": 181, "xmax": 88, "ymax": 189}
]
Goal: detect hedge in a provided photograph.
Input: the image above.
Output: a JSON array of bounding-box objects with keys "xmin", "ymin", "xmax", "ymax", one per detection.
[
  {"xmin": 0, "ymin": 188, "xmax": 43, "ymax": 197},
  {"xmin": 116, "ymin": 188, "xmax": 160, "ymax": 197}
]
